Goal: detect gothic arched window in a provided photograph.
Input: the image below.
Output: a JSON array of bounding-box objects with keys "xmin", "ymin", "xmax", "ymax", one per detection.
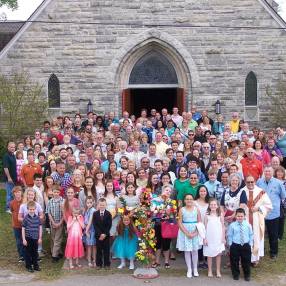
[
  {"xmin": 48, "ymin": 74, "xmax": 60, "ymax": 108},
  {"xmin": 245, "ymin": 71, "xmax": 257, "ymax": 106},
  {"xmin": 129, "ymin": 51, "xmax": 178, "ymax": 85}
]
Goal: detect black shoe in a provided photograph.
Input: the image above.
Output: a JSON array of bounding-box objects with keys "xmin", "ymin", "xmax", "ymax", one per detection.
[
  {"xmin": 37, "ymin": 257, "xmax": 42, "ymax": 262},
  {"xmin": 244, "ymin": 276, "xmax": 250, "ymax": 281},
  {"xmin": 34, "ymin": 266, "xmax": 41, "ymax": 271},
  {"xmin": 58, "ymin": 254, "xmax": 63, "ymax": 259},
  {"xmin": 233, "ymin": 276, "xmax": 239, "ymax": 280},
  {"xmin": 52, "ymin": 256, "xmax": 60, "ymax": 263},
  {"xmin": 27, "ymin": 267, "xmax": 34, "ymax": 273}
]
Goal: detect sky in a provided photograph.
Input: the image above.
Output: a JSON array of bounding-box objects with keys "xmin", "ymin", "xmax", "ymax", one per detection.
[{"xmin": 0, "ymin": 0, "xmax": 286, "ymax": 21}]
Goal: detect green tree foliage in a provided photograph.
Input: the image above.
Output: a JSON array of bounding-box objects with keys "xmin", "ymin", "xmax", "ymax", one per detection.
[
  {"xmin": 0, "ymin": 72, "xmax": 48, "ymax": 140},
  {"xmin": 0, "ymin": 0, "xmax": 18, "ymax": 9},
  {"xmin": 266, "ymin": 80, "xmax": 286, "ymax": 127}
]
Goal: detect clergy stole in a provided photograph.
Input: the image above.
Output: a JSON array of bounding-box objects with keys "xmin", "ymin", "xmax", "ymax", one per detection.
[{"xmin": 247, "ymin": 190, "xmax": 265, "ymax": 226}]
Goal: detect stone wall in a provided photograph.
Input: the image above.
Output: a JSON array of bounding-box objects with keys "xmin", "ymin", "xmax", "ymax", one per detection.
[{"xmin": 0, "ymin": 0, "xmax": 286, "ymax": 127}]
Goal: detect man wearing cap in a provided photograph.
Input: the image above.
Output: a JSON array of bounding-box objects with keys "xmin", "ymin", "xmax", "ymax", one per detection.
[{"xmin": 240, "ymin": 148, "xmax": 263, "ymax": 181}]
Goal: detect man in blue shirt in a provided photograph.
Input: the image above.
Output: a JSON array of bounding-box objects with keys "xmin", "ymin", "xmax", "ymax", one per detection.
[
  {"xmin": 256, "ymin": 166, "xmax": 286, "ymax": 259},
  {"xmin": 228, "ymin": 208, "xmax": 253, "ymax": 281}
]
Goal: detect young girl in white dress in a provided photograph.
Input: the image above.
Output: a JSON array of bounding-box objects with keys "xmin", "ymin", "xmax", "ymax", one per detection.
[
  {"xmin": 177, "ymin": 194, "xmax": 201, "ymax": 278},
  {"xmin": 203, "ymin": 198, "xmax": 225, "ymax": 278}
]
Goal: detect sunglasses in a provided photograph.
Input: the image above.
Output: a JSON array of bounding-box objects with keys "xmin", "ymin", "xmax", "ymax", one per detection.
[{"xmin": 246, "ymin": 181, "xmax": 254, "ymax": 183}]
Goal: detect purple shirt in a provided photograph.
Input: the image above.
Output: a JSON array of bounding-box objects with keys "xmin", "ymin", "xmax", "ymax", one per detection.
[{"xmin": 19, "ymin": 202, "xmax": 43, "ymax": 218}]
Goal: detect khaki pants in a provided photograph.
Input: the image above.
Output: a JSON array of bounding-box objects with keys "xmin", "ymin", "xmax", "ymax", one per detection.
[{"xmin": 50, "ymin": 224, "xmax": 63, "ymax": 257}]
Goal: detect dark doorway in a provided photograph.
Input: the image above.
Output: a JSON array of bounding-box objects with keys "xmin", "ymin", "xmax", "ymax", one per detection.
[
  {"xmin": 131, "ymin": 88, "xmax": 176, "ymax": 116},
  {"xmin": 122, "ymin": 88, "xmax": 185, "ymax": 116}
]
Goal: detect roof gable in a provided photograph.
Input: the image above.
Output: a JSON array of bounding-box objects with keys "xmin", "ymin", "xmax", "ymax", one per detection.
[{"xmin": 0, "ymin": 0, "xmax": 285, "ymax": 60}]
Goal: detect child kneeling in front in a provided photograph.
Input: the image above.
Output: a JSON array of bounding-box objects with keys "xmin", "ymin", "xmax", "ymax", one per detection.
[
  {"xmin": 112, "ymin": 213, "xmax": 138, "ymax": 270},
  {"xmin": 22, "ymin": 201, "xmax": 42, "ymax": 272},
  {"xmin": 228, "ymin": 208, "xmax": 253, "ymax": 281}
]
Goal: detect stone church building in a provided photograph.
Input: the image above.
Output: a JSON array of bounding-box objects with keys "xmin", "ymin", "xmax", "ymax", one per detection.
[{"xmin": 0, "ymin": 0, "xmax": 286, "ymax": 126}]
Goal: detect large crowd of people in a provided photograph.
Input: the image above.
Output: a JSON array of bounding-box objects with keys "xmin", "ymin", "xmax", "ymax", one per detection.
[{"xmin": 3, "ymin": 106, "xmax": 286, "ymax": 281}]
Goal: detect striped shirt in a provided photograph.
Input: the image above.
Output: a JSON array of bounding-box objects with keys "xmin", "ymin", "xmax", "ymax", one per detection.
[
  {"xmin": 51, "ymin": 172, "xmax": 72, "ymax": 192},
  {"xmin": 22, "ymin": 214, "xmax": 41, "ymax": 240},
  {"xmin": 46, "ymin": 197, "xmax": 64, "ymax": 223}
]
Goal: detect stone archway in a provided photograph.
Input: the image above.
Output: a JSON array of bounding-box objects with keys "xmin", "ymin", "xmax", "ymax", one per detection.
[{"xmin": 111, "ymin": 29, "xmax": 200, "ymax": 115}]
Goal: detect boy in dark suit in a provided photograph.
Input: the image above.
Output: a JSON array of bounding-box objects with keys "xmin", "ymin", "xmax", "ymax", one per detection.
[{"xmin": 93, "ymin": 198, "xmax": 112, "ymax": 269}]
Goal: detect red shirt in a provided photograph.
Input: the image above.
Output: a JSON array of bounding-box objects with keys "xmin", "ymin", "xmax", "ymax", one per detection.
[
  {"xmin": 20, "ymin": 163, "xmax": 43, "ymax": 187},
  {"xmin": 10, "ymin": 199, "xmax": 22, "ymax": 228},
  {"xmin": 240, "ymin": 157, "xmax": 263, "ymax": 181}
]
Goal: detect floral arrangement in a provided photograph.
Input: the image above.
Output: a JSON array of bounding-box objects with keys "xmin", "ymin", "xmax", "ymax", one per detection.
[
  {"xmin": 133, "ymin": 188, "xmax": 156, "ymax": 266},
  {"xmin": 150, "ymin": 197, "xmax": 177, "ymax": 220},
  {"xmin": 163, "ymin": 198, "xmax": 177, "ymax": 220},
  {"xmin": 118, "ymin": 196, "xmax": 136, "ymax": 215}
]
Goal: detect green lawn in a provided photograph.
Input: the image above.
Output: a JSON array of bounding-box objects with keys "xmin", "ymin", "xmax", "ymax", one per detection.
[
  {"xmin": 0, "ymin": 189, "xmax": 64, "ymax": 280},
  {"xmin": 0, "ymin": 189, "xmax": 285, "ymax": 282}
]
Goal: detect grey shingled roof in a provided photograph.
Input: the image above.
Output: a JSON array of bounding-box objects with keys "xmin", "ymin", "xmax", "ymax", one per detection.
[{"xmin": 0, "ymin": 21, "xmax": 23, "ymax": 51}]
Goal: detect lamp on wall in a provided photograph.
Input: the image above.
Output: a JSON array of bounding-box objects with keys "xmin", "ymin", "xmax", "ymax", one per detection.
[
  {"xmin": 215, "ymin": 100, "xmax": 221, "ymax": 115},
  {"xmin": 87, "ymin": 99, "xmax": 93, "ymax": 113}
]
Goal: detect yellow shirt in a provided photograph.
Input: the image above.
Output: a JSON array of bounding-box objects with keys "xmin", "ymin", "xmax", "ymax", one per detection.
[{"xmin": 230, "ymin": 120, "xmax": 240, "ymax": 133}]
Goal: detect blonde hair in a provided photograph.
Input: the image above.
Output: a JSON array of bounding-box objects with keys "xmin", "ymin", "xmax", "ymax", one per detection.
[{"xmin": 22, "ymin": 188, "xmax": 38, "ymax": 204}]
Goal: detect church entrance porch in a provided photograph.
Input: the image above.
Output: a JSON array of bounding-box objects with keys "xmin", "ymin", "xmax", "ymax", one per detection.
[{"xmin": 122, "ymin": 88, "xmax": 185, "ymax": 117}]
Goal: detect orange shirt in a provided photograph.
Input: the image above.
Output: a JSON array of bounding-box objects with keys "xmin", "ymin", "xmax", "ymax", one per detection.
[
  {"xmin": 20, "ymin": 163, "xmax": 43, "ymax": 187},
  {"xmin": 240, "ymin": 157, "xmax": 263, "ymax": 181},
  {"xmin": 10, "ymin": 199, "xmax": 22, "ymax": 228}
]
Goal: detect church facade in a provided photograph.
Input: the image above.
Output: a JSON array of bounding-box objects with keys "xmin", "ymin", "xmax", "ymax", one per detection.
[{"xmin": 0, "ymin": 0, "xmax": 286, "ymax": 126}]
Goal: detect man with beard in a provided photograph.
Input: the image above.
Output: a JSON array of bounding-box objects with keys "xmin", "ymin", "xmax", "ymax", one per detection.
[{"xmin": 59, "ymin": 148, "xmax": 68, "ymax": 164}]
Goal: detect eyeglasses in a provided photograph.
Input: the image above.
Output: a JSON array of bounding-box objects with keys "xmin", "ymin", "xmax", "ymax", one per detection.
[
  {"xmin": 210, "ymin": 138, "xmax": 216, "ymax": 140},
  {"xmin": 188, "ymin": 134, "xmax": 195, "ymax": 136},
  {"xmin": 203, "ymin": 146, "xmax": 210, "ymax": 149},
  {"xmin": 142, "ymin": 161, "xmax": 149, "ymax": 163},
  {"xmin": 246, "ymin": 181, "xmax": 254, "ymax": 184},
  {"xmin": 190, "ymin": 177, "xmax": 197, "ymax": 180}
]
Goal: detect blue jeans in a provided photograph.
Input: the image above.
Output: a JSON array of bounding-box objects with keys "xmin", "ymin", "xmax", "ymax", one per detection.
[
  {"xmin": 13, "ymin": 228, "xmax": 24, "ymax": 258},
  {"xmin": 5, "ymin": 182, "xmax": 14, "ymax": 210}
]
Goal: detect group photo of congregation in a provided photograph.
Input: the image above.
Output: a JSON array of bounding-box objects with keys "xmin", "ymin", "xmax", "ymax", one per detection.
[{"xmin": 3, "ymin": 107, "xmax": 286, "ymax": 281}]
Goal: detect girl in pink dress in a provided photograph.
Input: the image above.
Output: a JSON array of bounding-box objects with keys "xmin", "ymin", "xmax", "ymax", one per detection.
[{"xmin": 65, "ymin": 207, "xmax": 85, "ymax": 269}]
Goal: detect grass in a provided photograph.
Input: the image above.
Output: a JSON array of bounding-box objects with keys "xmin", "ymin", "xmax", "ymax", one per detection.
[
  {"xmin": 0, "ymin": 189, "xmax": 64, "ymax": 280},
  {"xmin": 0, "ymin": 188, "xmax": 286, "ymax": 283}
]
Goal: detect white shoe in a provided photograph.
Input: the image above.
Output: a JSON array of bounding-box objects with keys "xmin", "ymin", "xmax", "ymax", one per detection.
[
  {"xmin": 193, "ymin": 269, "xmax": 199, "ymax": 277},
  {"xmin": 117, "ymin": 263, "xmax": 126, "ymax": 269},
  {"xmin": 187, "ymin": 270, "xmax": 192, "ymax": 278},
  {"xmin": 129, "ymin": 263, "xmax": 134, "ymax": 270}
]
